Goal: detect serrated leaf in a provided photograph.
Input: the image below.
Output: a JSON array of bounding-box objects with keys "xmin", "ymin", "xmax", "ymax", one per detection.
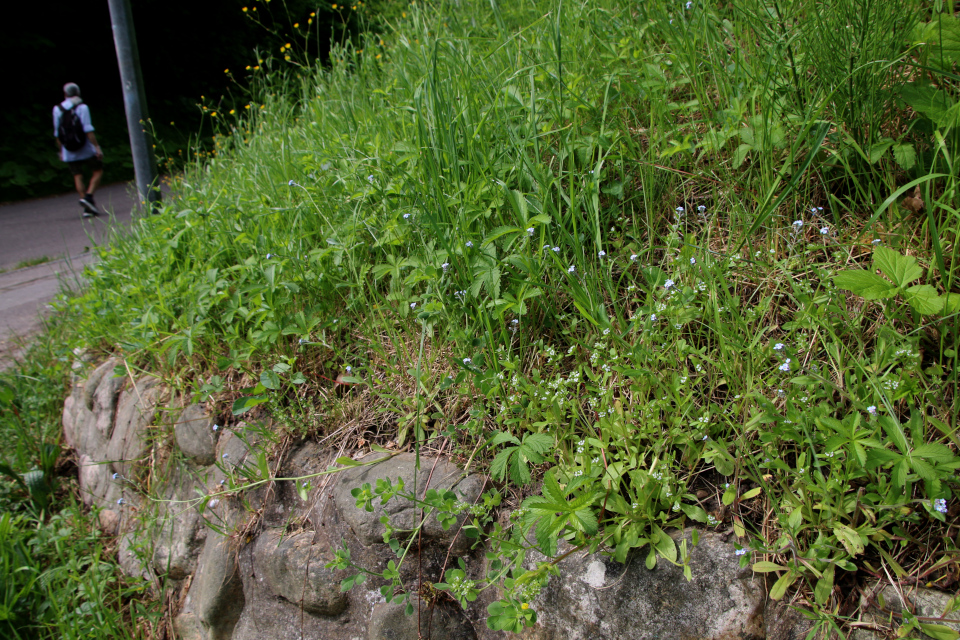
[
  {"xmin": 874, "ymin": 246, "xmax": 924, "ymax": 288},
  {"xmin": 892, "ymin": 143, "xmax": 916, "ymax": 170},
  {"xmin": 833, "ymin": 270, "xmax": 897, "ymax": 299},
  {"xmin": 868, "ymin": 139, "xmax": 894, "ymax": 164},
  {"xmin": 905, "ymin": 284, "xmax": 944, "ymax": 315},
  {"xmin": 733, "ymin": 143, "xmax": 752, "ymax": 167},
  {"xmin": 912, "ymin": 443, "xmax": 956, "ymax": 462},
  {"xmin": 522, "ymin": 434, "xmax": 554, "ymax": 455}
]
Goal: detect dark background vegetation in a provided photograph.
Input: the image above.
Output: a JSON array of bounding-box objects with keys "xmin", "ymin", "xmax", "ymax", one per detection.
[{"xmin": 0, "ymin": 0, "xmax": 400, "ymax": 203}]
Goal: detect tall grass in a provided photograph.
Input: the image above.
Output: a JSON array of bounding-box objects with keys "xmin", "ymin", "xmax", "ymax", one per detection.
[{"xmin": 36, "ymin": 0, "xmax": 960, "ymax": 633}]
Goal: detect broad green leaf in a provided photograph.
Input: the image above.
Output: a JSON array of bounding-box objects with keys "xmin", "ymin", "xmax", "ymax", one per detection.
[
  {"xmin": 873, "ymin": 246, "xmax": 923, "ymax": 288},
  {"xmin": 868, "ymin": 139, "xmax": 894, "ymax": 164},
  {"xmin": 260, "ymin": 370, "xmax": 281, "ymax": 390},
  {"xmin": 918, "ymin": 624, "xmax": 960, "ymax": 640},
  {"xmin": 900, "ymin": 83, "xmax": 959, "ymax": 127},
  {"xmin": 833, "ymin": 271, "xmax": 897, "ymax": 300},
  {"xmin": 814, "ymin": 566, "xmax": 835, "ymax": 606},
  {"xmin": 879, "ymin": 416, "xmax": 911, "ymax": 454},
  {"xmin": 833, "ymin": 523, "xmax": 865, "ymax": 556},
  {"xmin": 231, "ymin": 395, "xmax": 268, "ymax": 415},
  {"xmin": 912, "ymin": 443, "xmax": 956, "ymax": 462},
  {"xmin": 489, "ymin": 448, "xmax": 515, "ymax": 481},
  {"xmin": 741, "ymin": 487, "xmax": 762, "ymax": 500},
  {"xmin": 769, "ymin": 570, "xmax": 796, "ymax": 600},
  {"xmin": 652, "ymin": 525, "xmax": 677, "ymax": 563},
  {"xmin": 336, "ymin": 456, "xmax": 364, "ymax": 467},
  {"xmin": 892, "ymin": 143, "xmax": 916, "ymax": 170},
  {"xmin": 904, "ymin": 284, "xmax": 944, "ymax": 315}
]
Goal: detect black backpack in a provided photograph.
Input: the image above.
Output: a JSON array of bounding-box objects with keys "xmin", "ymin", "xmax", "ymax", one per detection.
[{"xmin": 56, "ymin": 105, "xmax": 87, "ymax": 152}]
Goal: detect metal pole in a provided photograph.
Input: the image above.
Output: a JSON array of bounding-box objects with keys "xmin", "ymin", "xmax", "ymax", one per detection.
[{"xmin": 107, "ymin": 0, "xmax": 160, "ymax": 209}]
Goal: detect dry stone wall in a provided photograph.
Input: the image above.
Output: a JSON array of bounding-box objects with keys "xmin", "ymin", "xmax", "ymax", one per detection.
[{"xmin": 65, "ymin": 359, "xmax": 954, "ymax": 640}]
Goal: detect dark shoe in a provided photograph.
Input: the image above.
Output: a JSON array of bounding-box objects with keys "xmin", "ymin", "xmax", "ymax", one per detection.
[{"xmin": 79, "ymin": 198, "xmax": 101, "ymax": 216}]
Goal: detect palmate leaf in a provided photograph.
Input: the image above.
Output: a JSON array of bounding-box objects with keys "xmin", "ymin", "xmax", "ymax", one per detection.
[
  {"xmin": 832, "ymin": 271, "xmax": 897, "ymax": 299},
  {"xmin": 522, "ymin": 471, "xmax": 599, "ymax": 556},
  {"xmin": 874, "ymin": 246, "xmax": 923, "ymax": 288},
  {"xmin": 489, "ymin": 432, "xmax": 552, "ymax": 486},
  {"xmin": 904, "ymin": 285, "xmax": 944, "ymax": 315}
]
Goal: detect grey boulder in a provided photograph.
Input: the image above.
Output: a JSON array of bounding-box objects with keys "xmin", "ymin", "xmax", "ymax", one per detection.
[
  {"xmin": 334, "ymin": 453, "xmax": 483, "ymax": 554},
  {"xmin": 519, "ymin": 529, "xmax": 765, "ymax": 640},
  {"xmin": 253, "ymin": 528, "xmax": 348, "ymax": 616}
]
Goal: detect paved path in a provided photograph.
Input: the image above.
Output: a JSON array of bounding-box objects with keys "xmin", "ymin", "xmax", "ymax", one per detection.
[{"xmin": 0, "ymin": 183, "xmax": 138, "ymax": 369}]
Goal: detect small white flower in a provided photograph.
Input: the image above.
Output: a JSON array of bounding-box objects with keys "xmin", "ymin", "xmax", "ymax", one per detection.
[
  {"xmin": 112, "ymin": 473, "xmax": 120, "ymax": 480},
  {"xmin": 689, "ymin": 257, "xmax": 696, "ymax": 265},
  {"xmin": 222, "ymin": 453, "xmax": 229, "ymax": 459},
  {"xmin": 686, "ymin": 0, "xmax": 693, "ymax": 8},
  {"xmin": 867, "ymin": 405, "xmax": 877, "ymax": 415},
  {"xmin": 698, "ymin": 205, "xmax": 706, "ymax": 212},
  {"xmin": 208, "ymin": 499, "xmax": 220, "ymax": 508},
  {"xmin": 403, "ymin": 213, "xmax": 411, "ymax": 219},
  {"xmin": 441, "ymin": 262, "xmax": 449, "ymax": 271},
  {"xmin": 792, "ymin": 220, "xmax": 803, "ymax": 230},
  {"xmin": 735, "ymin": 547, "xmax": 747, "ymax": 556},
  {"xmin": 820, "ymin": 226, "xmax": 829, "ymax": 235},
  {"xmin": 367, "ymin": 175, "xmax": 374, "ymax": 183},
  {"xmin": 630, "ymin": 253, "xmax": 638, "ymax": 261},
  {"xmin": 872, "ymin": 239, "xmax": 881, "ymax": 245},
  {"xmin": 773, "ymin": 343, "xmax": 784, "ymax": 351},
  {"xmin": 465, "ymin": 241, "xmax": 473, "ymax": 248},
  {"xmin": 568, "ymin": 265, "xmax": 576, "ymax": 273},
  {"xmin": 553, "ymin": 246, "xmax": 561, "ymax": 252},
  {"xmin": 664, "ymin": 279, "xmax": 675, "ymax": 289},
  {"xmin": 598, "ymin": 250, "xmax": 606, "ymax": 258},
  {"xmin": 676, "ymin": 206, "xmax": 685, "ymax": 213},
  {"xmin": 213, "ymin": 424, "xmax": 220, "ymax": 431},
  {"xmin": 266, "ymin": 253, "xmax": 272, "ymax": 259},
  {"xmin": 346, "ymin": 366, "xmax": 352, "ymax": 373},
  {"xmin": 934, "ymin": 498, "xmax": 948, "ymax": 513},
  {"xmin": 463, "ymin": 358, "xmax": 472, "ymax": 365},
  {"xmin": 288, "ymin": 179, "xmax": 296, "ymax": 186},
  {"xmin": 779, "ymin": 359, "xmax": 791, "ymax": 372},
  {"xmin": 117, "ymin": 498, "xmax": 125, "ymax": 506},
  {"xmin": 410, "ymin": 302, "xmax": 417, "ymax": 309},
  {"xmin": 527, "ymin": 227, "xmax": 535, "ymax": 235}
]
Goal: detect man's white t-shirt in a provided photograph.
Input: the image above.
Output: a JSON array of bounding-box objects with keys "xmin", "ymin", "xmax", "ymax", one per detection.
[{"xmin": 53, "ymin": 98, "xmax": 98, "ymax": 162}]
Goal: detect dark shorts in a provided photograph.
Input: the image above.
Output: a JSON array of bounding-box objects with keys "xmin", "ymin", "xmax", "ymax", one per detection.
[{"xmin": 67, "ymin": 156, "xmax": 103, "ymax": 176}]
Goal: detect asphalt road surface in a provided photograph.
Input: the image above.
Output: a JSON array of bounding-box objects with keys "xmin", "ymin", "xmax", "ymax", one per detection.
[{"xmin": 0, "ymin": 183, "xmax": 138, "ymax": 368}]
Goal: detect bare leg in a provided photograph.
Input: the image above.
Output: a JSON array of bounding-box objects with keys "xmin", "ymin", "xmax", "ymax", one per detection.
[
  {"xmin": 73, "ymin": 174, "xmax": 87, "ymax": 198},
  {"xmin": 87, "ymin": 169, "xmax": 103, "ymax": 195}
]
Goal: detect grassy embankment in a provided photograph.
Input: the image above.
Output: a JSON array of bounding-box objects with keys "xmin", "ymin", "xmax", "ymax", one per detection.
[{"xmin": 4, "ymin": 0, "xmax": 960, "ymax": 636}]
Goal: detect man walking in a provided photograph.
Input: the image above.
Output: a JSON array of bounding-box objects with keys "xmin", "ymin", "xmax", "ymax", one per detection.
[{"xmin": 54, "ymin": 83, "xmax": 104, "ymax": 218}]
